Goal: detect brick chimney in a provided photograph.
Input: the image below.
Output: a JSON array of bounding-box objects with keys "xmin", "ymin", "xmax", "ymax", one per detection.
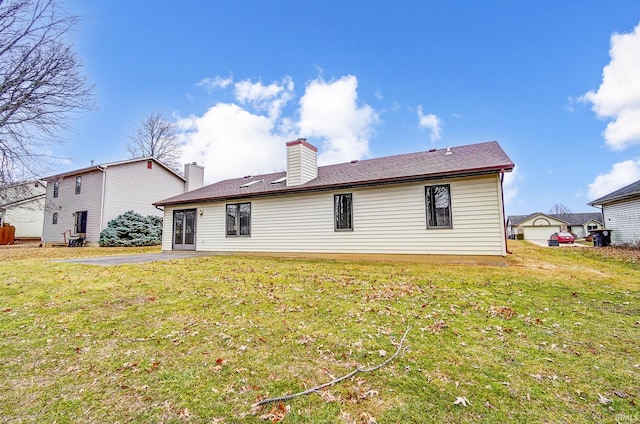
[
  {"xmin": 286, "ymin": 138, "xmax": 318, "ymax": 186},
  {"xmin": 184, "ymin": 162, "xmax": 204, "ymax": 192}
]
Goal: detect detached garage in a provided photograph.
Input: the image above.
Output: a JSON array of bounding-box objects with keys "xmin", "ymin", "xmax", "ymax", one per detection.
[{"xmin": 507, "ymin": 213, "xmax": 566, "ymax": 240}]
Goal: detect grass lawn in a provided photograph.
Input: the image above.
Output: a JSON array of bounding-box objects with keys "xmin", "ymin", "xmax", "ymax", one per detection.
[{"xmin": 0, "ymin": 241, "xmax": 638, "ymax": 423}]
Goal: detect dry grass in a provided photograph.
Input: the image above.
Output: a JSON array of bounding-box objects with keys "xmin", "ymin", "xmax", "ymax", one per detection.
[{"xmin": 0, "ymin": 241, "xmax": 638, "ymax": 423}]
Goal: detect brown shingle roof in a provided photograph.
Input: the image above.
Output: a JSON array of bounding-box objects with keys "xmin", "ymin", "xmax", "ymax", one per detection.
[{"xmin": 155, "ymin": 141, "xmax": 514, "ymax": 206}]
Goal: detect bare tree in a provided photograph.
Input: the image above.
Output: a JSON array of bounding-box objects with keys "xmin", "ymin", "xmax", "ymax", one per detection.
[
  {"xmin": 0, "ymin": 0, "xmax": 94, "ymax": 185},
  {"xmin": 127, "ymin": 112, "xmax": 182, "ymax": 173},
  {"xmin": 549, "ymin": 203, "xmax": 571, "ymax": 214}
]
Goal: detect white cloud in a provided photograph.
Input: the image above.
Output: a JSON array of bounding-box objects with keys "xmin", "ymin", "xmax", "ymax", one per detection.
[
  {"xmin": 297, "ymin": 75, "xmax": 378, "ymax": 164},
  {"xmin": 198, "ymin": 75, "xmax": 233, "ymax": 92},
  {"xmin": 178, "ymin": 74, "xmax": 379, "ymax": 183},
  {"xmin": 581, "ymin": 23, "xmax": 640, "ymax": 150},
  {"xmin": 587, "ymin": 158, "xmax": 640, "ymax": 199},
  {"xmin": 417, "ymin": 105, "xmax": 442, "ymax": 141},
  {"xmin": 177, "ymin": 103, "xmax": 285, "ymax": 183},
  {"xmin": 234, "ymin": 77, "xmax": 294, "ymax": 120}
]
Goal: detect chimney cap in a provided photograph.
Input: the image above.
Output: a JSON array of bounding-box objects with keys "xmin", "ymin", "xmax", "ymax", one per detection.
[{"xmin": 286, "ymin": 138, "xmax": 318, "ymax": 152}]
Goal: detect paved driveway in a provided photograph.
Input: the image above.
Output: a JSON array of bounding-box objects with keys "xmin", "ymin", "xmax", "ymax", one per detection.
[{"xmin": 61, "ymin": 251, "xmax": 219, "ymax": 266}]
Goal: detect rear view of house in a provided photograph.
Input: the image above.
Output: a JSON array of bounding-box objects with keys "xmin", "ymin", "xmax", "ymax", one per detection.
[
  {"xmin": 42, "ymin": 158, "xmax": 204, "ymax": 246},
  {"xmin": 155, "ymin": 140, "xmax": 515, "ymax": 263}
]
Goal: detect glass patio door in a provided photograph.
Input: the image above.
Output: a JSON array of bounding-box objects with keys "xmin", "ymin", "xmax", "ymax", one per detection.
[{"xmin": 173, "ymin": 209, "xmax": 196, "ymax": 250}]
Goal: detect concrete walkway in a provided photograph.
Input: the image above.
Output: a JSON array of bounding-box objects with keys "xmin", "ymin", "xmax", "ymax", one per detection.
[{"xmin": 61, "ymin": 251, "xmax": 219, "ymax": 266}]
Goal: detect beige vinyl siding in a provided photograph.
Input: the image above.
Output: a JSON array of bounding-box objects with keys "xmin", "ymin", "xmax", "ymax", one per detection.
[
  {"xmin": 523, "ymin": 226, "xmax": 558, "ymax": 240},
  {"xmin": 43, "ymin": 170, "xmax": 103, "ymax": 243},
  {"xmin": 102, "ymin": 161, "xmax": 185, "ymax": 228},
  {"xmin": 516, "ymin": 214, "xmax": 565, "ymax": 240},
  {"xmin": 286, "ymin": 142, "xmax": 317, "ymax": 186},
  {"xmin": 163, "ymin": 175, "xmax": 507, "ymax": 256},
  {"xmin": 603, "ymin": 198, "xmax": 640, "ymax": 244}
]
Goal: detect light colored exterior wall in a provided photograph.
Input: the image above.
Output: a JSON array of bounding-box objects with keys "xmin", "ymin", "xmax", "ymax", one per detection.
[
  {"xmin": 43, "ymin": 170, "xmax": 103, "ymax": 244},
  {"xmin": 162, "ymin": 174, "xmax": 508, "ymax": 256},
  {"xmin": 42, "ymin": 160, "xmax": 188, "ymax": 245},
  {"xmin": 184, "ymin": 163, "xmax": 205, "ymax": 192},
  {"xmin": 0, "ymin": 182, "xmax": 46, "ymax": 238},
  {"xmin": 515, "ymin": 215, "xmax": 565, "ymax": 240},
  {"xmin": 570, "ymin": 221, "xmax": 602, "ymax": 239},
  {"xmin": 286, "ymin": 142, "xmax": 317, "ymax": 186},
  {"xmin": 602, "ymin": 198, "xmax": 640, "ymax": 245},
  {"xmin": 102, "ymin": 160, "xmax": 185, "ymax": 227},
  {"xmin": 3, "ymin": 198, "xmax": 45, "ymax": 238}
]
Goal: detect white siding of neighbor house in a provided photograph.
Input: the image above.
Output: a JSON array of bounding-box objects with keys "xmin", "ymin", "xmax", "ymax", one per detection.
[
  {"xmin": 602, "ymin": 198, "xmax": 640, "ymax": 245},
  {"xmin": 102, "ymin": 160, "xmax": 185, "ymax": 228},
  {"xmin": 162, "ymin": 175, "xmax": 508, "ymax": 256},
  {"xmin": 3, "ymin": 198, "xmax": 45, "ymax": 238},
  {"xmin": 43, "ymin": 170, "xmax": 103, "ymax": 243}
]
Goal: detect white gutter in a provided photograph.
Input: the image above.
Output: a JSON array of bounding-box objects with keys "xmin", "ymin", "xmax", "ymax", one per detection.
[{"xmin": 98, "ymin": 166, "xmax": 107, "ymax": 232}]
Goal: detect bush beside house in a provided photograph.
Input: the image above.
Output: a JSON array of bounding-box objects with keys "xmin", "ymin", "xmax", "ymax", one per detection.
[{"xmin": 98, "ymin": 211, "xmax": 162, "ymax": 247}]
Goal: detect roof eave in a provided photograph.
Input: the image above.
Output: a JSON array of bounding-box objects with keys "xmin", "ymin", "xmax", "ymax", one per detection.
[{"xmin": 589, "ymin": 191, "xmax": 640, "ymax": 207}]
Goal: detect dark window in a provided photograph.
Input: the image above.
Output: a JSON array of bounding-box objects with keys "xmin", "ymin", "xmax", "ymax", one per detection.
[
  {"xmin": 425, "ymin": 185, "xmax": 452, "ymax": 228},
  {"xmin": 75, "ymin": 210, "xmax": 87, "ymax": 234},
  {"xmin": 226, "ymin": 203, "xmax": 251, "ymax": 236},
  {"xmin": 334, "ymin": 193, "xmax": 353, "ymax": 231},
  {"xmin": 75, "ymin": 176, "xmax": 82, "ymax": 194},
  {"xmin": 53, "ymin": 181, "xmax": 59, "ymax": 198},
  {"xmin": 52, "ymin": 213, "xmax": 58, "ymax": 225}
]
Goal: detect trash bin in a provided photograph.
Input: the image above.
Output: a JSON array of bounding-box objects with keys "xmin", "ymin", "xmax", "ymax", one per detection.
[
  {"xmin": 590, "ymin": 229, "xmax": 612, "ymax": 247},
  {"xmin": 594, "ymin": 232, "xmax": 603, "ymax": 247}
]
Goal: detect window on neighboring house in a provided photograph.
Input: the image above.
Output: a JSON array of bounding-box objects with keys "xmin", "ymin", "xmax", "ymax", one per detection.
[
  {"xmin": 425, "ymin": 184, "xmax": 452, "ymax": 228},
  {"xmin": 75, "ymin": 176, "xmax": 82, "ymax": 194},
  {"xmin": 52, "ymin": 213, "xmax": 58, "ymax": 225},
  {"xmin": 226, "ymin": 203, "xmax": 251, "ymax": 236},
  {"xmin": 53, "ymin": 181, "xmax": 59, "ymax": 198},
  {"xmin": 334, "ymin": 193, "xmax": 353, "ymax": 231},
  {"xmin": 587, "ymin": 223, "xmax": 598, "ymax": 231}
]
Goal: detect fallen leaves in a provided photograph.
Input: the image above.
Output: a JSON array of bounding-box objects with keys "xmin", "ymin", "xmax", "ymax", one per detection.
[
  {"xmin": 258, "ymin": 402, "xmax": 290, "ymax": 422},
  {"xmin": 453, "ymin": 396, "xmax": 471, "ymax": 407},
  {"xmin": 488, "ymin": 306, "xmax": 517, "ymax": 320},
  {"xmin": 597, "ymin": 393, "xmax": 612, "ymax": 405}
]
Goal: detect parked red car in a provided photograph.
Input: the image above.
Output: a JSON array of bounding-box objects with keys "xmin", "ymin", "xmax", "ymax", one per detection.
[{"xmin": 550, "ymin": 232, "xmax": 575, "ymax": 243}]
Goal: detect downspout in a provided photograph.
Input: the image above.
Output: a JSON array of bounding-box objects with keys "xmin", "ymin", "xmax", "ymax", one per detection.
[
  {"xmin": 500, "ymin": 169, "xmax": 513, "ymax": 254},
  {"xmin": 98, "ymin": 166, "xmax": 106, "ymax": 234}
]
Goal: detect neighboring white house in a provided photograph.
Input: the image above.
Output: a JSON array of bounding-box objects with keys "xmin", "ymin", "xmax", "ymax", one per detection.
[
  {"xmin": 507, "ymin": 212, "xmax": 603, "ymax": 240},
  {"xmin": 154, "ymin": 139, "xmax": 515, "ymax": 262},
  {"xmin": 0, "ymin": 180, "xmax": 47, "ymax": 239},
  {"xmin": 42, "ymin": 158, "xmax": 204, "ymax": 245},
  {"xmin": 588, "ymin": 179, "xmax": 640, "ymax": 245}
]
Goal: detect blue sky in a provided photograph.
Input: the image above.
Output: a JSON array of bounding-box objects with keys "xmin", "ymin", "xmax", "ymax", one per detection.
[{"xmin": 59, "ymin": 0, "xmax": 640, "ymax": 216}]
